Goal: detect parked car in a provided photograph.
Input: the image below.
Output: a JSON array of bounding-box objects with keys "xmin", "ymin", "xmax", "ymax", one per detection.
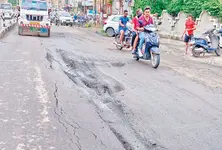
[
  {"xmin": 59, "ymin": 11, "xmax": 73, "ymax": 26},
  {"xmin": 0, "ymin": 3, "xmax": 14, "ymax": 20},
  {"xmin": 103, "ymin": 15, "xmax": 132, "ymax": 37}
]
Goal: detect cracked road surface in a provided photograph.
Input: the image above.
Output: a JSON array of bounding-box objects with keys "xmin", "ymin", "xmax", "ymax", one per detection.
[{"xmin": 0, "ymin": 26, "xmax": 222, "ymax": 150}]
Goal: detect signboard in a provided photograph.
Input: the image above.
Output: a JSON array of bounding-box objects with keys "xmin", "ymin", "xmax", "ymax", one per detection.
[
  {"xmin": 87, "ymin": 9, "xmax": 97, "ymax": 15},
  {"xmin": 82, "ymin": 0, "xmax": 93, "ymax": 6}
]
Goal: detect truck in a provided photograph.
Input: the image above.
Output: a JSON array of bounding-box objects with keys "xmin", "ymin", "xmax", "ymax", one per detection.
[{"xmin": 18, "ymin": 0, "xmax": 51, "ymax": 37}]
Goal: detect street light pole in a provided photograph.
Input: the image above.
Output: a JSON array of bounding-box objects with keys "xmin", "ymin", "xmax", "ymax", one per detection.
[{"xmin": 84, "ymin": 0, "xmax": 86, "ymax": 14}]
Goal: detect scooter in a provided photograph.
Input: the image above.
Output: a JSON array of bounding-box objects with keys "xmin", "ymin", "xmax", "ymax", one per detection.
[
  {"xmin": 190, "ymin": 29, "xmax": 222, "ymax": 57},
  {"xmin": 55, "ymin": 18, "xmax": 60, "ymax": 26},
  {"xmin": 114, "ymin": 27, "xmax": 133, "ymax": 50},
  {"xmin": 133, "ymin": 24, "xmax": 160, "ymax": 69}
]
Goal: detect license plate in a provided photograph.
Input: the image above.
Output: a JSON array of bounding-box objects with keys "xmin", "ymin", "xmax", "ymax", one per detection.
[{"xmin": 30, "ymin": 22, "xmax": 40, "ymax": 25}]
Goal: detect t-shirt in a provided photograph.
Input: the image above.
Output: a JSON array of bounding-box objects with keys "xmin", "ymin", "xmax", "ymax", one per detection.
[
  {"xmin": 119, "ymin": 16, "xmax": 129, "ymax": 28},
  {"xmin": 136, "ymin": 15, "xmax": 153, "ymax": 28},
  {"xmin": 132, "ymin": 17, "xmax": 138, "ymax": 30},
  {"xmin": 185, "ymin": 19, "xmax": 195, "ymax": 35}
]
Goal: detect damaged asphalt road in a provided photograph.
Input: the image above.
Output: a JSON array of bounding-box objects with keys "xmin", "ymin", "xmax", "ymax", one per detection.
[{"xmin": 0, "ymin": 26, "xmax": 222, "ymax": 150}]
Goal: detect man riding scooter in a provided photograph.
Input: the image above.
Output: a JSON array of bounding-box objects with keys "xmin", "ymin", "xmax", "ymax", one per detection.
[
  {"xmin": 131, "ymin": 8, "xmax": 143, "ymax": 51},
  {"xmin": 132, "ymin": 6, "xmax": 154, "ymax": 57},
  {"xmin": 118, "ymin": 10, "xmax": 132, "ymax": 47},
  {"xmin": 55, "ymin": 12, "xmax": 60, "ymax": 26}
]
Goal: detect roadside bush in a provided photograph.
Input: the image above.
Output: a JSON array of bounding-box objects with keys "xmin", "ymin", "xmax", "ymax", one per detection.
[{"xmin": 133, "ymin": 0, "xmax": 222, "ymax": 19}]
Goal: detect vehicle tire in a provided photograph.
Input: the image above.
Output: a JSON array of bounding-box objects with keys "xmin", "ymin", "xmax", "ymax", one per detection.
[
  {"xmin": 135, "ymin": 56, "xmax": 139, "ymax": 61},
  {"xmin": 116, "ymin": 44, "xmax": 123, "ymax": 50},
  {"xmin": 18, "ymin": 26, "xmax": 22, "ymax": 35},
  {"xmin": 106, "ymin": 27, "xmax": 115, "ymax": 37},
  {"xmin": 151, "ymin": 53, "xmax": 160, "ymax": 69},
  {"xmin": 215, "ymin": 47, "xmax": 221, "ymax": 56},
  {"xmin": 192, "ymin": 46, "xmax": 202, "ymax": 57},
  {"xmin": 115, "ymin": 34, "xmax": 120, "ymax": 43},
  {"xmin": 47, "ymin": 29, "xmax": 50, "ymax": 37}
]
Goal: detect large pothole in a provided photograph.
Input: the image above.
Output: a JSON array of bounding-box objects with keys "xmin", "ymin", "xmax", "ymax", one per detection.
[{"xmin": 47, "ymin": 49, "xmax": 165, "ymax": 150}]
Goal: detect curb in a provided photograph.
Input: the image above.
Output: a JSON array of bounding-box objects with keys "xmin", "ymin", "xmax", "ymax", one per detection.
[
  {"xmin": 0, "ymin": 21, "xmax": 16, "ymax": 39},
  {"xmin": 93, "ymin": 28, "xmax": 183, "ymax": 41},
  {"xmin": 159, "ymin": 33, "xmax": 181, "ymax": 41},
  {"xmin": 95, "ymin": 29, "xmax": 182, "ymax": 40},
  {"xmin": 95, "ymin": 30, "xmax": 108, "ymax": 37}
]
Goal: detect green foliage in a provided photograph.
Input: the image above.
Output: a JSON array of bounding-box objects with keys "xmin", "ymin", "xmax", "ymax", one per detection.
[
  {"xmin": 133, "ymin": 0, "xmax": 222, "ymax": 19},
  {"xmin": 108, "ymin": 0, "xmax": 113, "ymax": 4},
  {"xmin": 8, "ymin": 0, "xmax": 17, "ymax": 6}
]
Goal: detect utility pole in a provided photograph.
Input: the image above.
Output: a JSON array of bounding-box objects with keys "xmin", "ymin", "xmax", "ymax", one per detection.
[
  {"xmin": 101, "ymin": 0, "xmax": 104, "ymax": 22},
  {"xmin": 84, "ymin": 0, "xmax": 86, "ymax": 14},
  {"xmin": 94, "ymin": 0, "xmax": 96, "ymax": 17},
  {"xmin": 119, "ymin": 0, "xmax": 122, "ymax": 14}
]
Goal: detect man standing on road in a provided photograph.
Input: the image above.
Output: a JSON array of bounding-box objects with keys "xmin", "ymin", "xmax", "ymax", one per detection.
[
  {"xmin": 182, "ymin": 15, "xmax": 196, "ymax": 55},
  {"xmin": 119, "ymin": 10, "xmax": 131, "ymax": 46}
]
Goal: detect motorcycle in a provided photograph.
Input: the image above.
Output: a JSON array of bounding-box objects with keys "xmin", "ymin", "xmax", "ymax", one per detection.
[
  {"xmin": 133, "ymin": 24, "xmax": 160, "ymax": 69},
  {"xmin": 55, "ymin": 18, "xmax": 60, "ymax": 26},
  {"xmin": 77, "ymin": 19, "xmax": 86, "ymax": 27},
  {"xmin": 114, "ymin": 27, "xmax": 133, "ymax": 50},
  {"xmin": 190, "ymin": 29, "xmax": 222, "ymax": 57}
]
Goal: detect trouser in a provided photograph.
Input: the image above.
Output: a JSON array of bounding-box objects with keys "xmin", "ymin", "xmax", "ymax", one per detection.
[
  {"xmin": 131, "ymin": 31, "xmax": 137, "ymax": 46},
  {"xmin": 138, "ymin": 32, "xmax": 145, "ymax": 50},
  {"xmin": 136, "ymin": 38, "xmax": 151, "ymax": 58},
  {"xmin": 145, "ymin": 42, "xmax": 151, "ymax": 58}
]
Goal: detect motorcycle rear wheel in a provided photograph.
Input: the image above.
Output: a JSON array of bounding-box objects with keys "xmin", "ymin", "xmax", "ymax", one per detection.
[
  {"xmin": 192, "ymin": 46, "xmax": 202, "ymax": 57},
  {"xmin": 133, "ymin": 54, "xmax": 139, "ymax": 61},
  {"xmin": 116, "ymin": 44, "xmax": 123, "ymax": 50}
]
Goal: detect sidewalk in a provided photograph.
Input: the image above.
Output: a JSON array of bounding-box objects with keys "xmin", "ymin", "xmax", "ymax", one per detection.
[
  {"xmin": 88, "ymin": 26, "xmax": 184, "ymax": 41},
  {"xmin": 0, "ymin": 19, "xmax": 16, "ymax": 39}
]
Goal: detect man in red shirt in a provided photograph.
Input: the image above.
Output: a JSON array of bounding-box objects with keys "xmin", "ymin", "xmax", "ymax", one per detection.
[
  {"xmin": 182, "ymin": 15, "xmax": 196, "ymax": 54},
  {"xmin": 132, "ymin": 6, "xmax": 154, "ymax": 57},
  {"xmin": 131, "ymin": 8, "xmax": 142, "ymax": 50}
]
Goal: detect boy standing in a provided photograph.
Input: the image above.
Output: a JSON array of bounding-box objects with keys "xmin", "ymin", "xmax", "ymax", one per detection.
[{"xmin": 182, "ymin": 15, "xmax": 196, "ymax": 55}]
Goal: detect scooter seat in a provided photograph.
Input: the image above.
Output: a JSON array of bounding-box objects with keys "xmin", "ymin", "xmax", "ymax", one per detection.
[
  {"xmin": 208, "ymin": 47, "xmax": 217, "ymax": 51},
  {"xmin": 194, "ymin": 38, "xmax": 208, "ymax": 45},
  {"xmin": 194, "ymin": 37, "xmax": 207, "ymax": 41}
]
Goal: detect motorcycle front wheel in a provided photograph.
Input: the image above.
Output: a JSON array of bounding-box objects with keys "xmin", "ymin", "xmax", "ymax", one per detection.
[
  {"xmin": 215, "ymin": 47, "xmax": 221, "ymax": 56},
  {"xmin": 151, "ymin": 53, "xmax": 160, "ymax": 68}
]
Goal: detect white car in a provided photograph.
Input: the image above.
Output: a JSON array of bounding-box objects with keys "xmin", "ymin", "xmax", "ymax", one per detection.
[
  {"xmin": 0, "ymin": 3, "xmax": 14, "ymax": 19},
  {"xmin": 103, "ymin": 15, "xmax": 132, "ymax": 37},
  {"xmin": 59, "ymin": 11, "xmax": 73, "ymax": 26}
]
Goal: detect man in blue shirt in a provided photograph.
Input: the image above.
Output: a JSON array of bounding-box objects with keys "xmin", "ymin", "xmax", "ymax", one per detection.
[{"xmin": 119, "ymin": 10, "xmax": 131, "ymax": 46}]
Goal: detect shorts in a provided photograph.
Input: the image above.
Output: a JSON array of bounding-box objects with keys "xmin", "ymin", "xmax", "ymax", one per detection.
[
  {"xmin": 184, "ymin": 34, "xmax": 193, "ymax": 43},
  {"xmin": 119, "ymin": 26, "xmax": 127, "ymax": 32}
]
